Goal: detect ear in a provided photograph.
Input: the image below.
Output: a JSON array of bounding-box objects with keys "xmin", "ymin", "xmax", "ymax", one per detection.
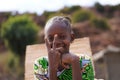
[{"xmin": 70, "ymin": 32, "xmax": 75, "ymax": 42}]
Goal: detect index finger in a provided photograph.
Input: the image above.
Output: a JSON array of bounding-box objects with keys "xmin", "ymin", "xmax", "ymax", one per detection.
[
  {"xmin": 53, "ymin": 34, "xmax": 58, "ymax": 50},
  {"xmin": 45, "ymin": 39, "xmax": 51, "ymax": 51}
]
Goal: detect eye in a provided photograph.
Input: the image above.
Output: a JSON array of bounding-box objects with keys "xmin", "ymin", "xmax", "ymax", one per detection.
[
  {"xmin": 59, "ymin": 35, "xmax": 65, "ymax": 39},
  {"xmin": 48, "ymin": 36, "xmax": 53, "ymax": 42}
]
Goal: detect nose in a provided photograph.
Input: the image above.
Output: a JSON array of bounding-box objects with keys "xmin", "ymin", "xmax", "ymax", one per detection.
[
  {"xmin": 52, "ymin": 34, "xmax": 63, "ymax": 48},
  {"xmin": 53, "ymin": 34, "xmax": 61, "ymax": 43}
]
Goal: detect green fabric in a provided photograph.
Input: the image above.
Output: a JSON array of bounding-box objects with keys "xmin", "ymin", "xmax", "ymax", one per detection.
[
  {"xmin": 58, "ymin": 57, "xmax": 94, "ymax": 80},
  {"xmin": 38, "ymin": 57, "xmax": 48, "ymax": 69},
  {"xmin": 34, "ymin": 64, "xmax": 39, "ymax": 70},
  {"xmin": 34, "ymin": 56, "xmax": 94, "ymax": 80},
  {"xmin": 58, "ymin": 67, "xmax": 72, "ymax": 80}
]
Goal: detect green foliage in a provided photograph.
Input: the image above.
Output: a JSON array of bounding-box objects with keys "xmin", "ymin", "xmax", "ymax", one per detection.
[
  {"xmin": 59, "ymin": 6, "xmax": 81, "ymax": 14},
  {"xmin": 43, "ymin": 11, "xmax": 56, "ymax": 18},
  {"xmin": 0, "ymin": 52, "xmax": 24, "ymax": 80},
  {"xmin": 94, "ymin": 3, "xmax": 120, "ymax": 18},
  {"xmin": 43, "ymin": 11, "xmax": 65, "ymax": 21},
  {"xmin": 94, "ymin": 2, "xmax": 104, "ymax": 13},
  {"xmin": 43, "ymin": 6, "xmax": 81, "ymax": 21},
  {"xmin": 115, "ymin": 4, "xmax": 120, "ymax": 10},
  {"xmin": 1, "ymin": 15, "xmax": 39, "ymax": 56},
  {"xmin": 91, "ymin": 18, "xmax": 109, "ymax": 30},
  {"xmin": 72, "ymin": 10, "xmax": 92, "ymax": 23},
  {"xmin": 104, "ymin": 5, "xmax": 120, "ymax": 18}
]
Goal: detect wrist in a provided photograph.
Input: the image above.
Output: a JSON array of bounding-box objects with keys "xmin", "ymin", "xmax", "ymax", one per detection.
[
  {"xmin": 71, "ymin": 56, "xmax": 79, "ymax": 64},
  {"xmin": 49, "ymin": 65, "xmax": 58, "ymax": 80},
  {"xmin": 49, "ymin": 64, "xmax": 58, "ymax": 71}
]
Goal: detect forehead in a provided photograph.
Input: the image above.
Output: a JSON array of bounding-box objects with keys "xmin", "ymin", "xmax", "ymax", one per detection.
[{"xmin": 45, "ymin": 22, "xmax": 70, "ymax": 35}]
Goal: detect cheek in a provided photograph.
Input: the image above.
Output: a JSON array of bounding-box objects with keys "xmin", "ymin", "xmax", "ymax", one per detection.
[
  {"xmin": 47, "ymin": 41, "xmax": 52, "ymax": 48},
  {"xmin": 63, "ymin": 40, "xmax": 71, "ymax": 47}
]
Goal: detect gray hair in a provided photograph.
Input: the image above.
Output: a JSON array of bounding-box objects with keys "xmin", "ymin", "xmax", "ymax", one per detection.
[{"xmin": 44, "ymin": 16, "xmax": 73, "ymax": 34}]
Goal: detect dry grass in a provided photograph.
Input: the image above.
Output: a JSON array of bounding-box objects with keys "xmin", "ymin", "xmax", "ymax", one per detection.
[{"xmin": 0, "ymin": 51, "xmax": 24, "ymax": 80}]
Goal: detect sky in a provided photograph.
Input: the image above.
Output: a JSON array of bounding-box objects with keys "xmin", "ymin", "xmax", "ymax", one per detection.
[{"xmin": 0, "ymin": 0, "xmax": 120, "ymax": 15}]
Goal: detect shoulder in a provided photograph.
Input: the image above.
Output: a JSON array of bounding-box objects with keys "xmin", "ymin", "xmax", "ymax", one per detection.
[
  {"xmin": 78, "ymin": 54, "xmax": 92, "ymax": 67},
  {"xmin": 34, "ymin": 56, "xmax": 49, "ymax": 79},
  {"xmin": 34, "ymin": 56, "xmax": 48, "ymax": 74},
  {"xmin": 34, "ymin": 56, "xmax": 48, "ymax": 65},
  {"xmin": 79, "ymin": 54, "xmax": 95, "ymax": 79}
]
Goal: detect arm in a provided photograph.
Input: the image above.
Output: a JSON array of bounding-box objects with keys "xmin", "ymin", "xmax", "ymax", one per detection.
[
  {"xmin": 48, "ymin": 50, "xmax": 60, "ymax": 80},
  {"xmin": 62, "ymin": 53, "xmax": 82, "ymax": 80},
  {"xmin": 49, "ymin": 65, "xmax": 58, "ymax": 80},
  {"xmin": 71, "ymin": 56, "xmax": 82, "ymax": 80},
  {"xmin": 45, "ymin": 35, "xmax": 61, "ymax": 80}
]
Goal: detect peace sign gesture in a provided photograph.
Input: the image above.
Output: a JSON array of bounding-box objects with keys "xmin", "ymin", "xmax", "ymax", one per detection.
[{"xmin": 45, "ymin": 34, "xmax": 62, "ymax": 70}]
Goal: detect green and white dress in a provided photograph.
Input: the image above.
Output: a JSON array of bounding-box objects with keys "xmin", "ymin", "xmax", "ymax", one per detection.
[{"xmin": 34, "ymin": 55, "xmax": 94, "ymax": 80}]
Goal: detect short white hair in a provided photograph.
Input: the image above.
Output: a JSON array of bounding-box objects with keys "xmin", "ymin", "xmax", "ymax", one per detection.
[{"xmin": 44, "ymin": 16, "xmax": 73, "ymax": 35}]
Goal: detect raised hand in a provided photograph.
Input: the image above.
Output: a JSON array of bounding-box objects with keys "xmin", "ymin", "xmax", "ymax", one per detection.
[
  {"xmin": 45, "ymin": 34, "xmax": 62, "ymax": 80},
  {"xmin": 45, "ymin": 34, "xmax": 62, "ymax": 70}
]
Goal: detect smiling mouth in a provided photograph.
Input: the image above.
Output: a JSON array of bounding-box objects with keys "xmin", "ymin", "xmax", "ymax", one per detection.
[{"xmin": 56, "ymin": 43, "xmax": 65, "ymax": 48}]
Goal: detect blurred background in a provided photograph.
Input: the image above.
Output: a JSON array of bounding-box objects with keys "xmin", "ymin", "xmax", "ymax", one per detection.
[{"xmin": 0, "ymin": 0, "xmax": 120, "ymax": 80}]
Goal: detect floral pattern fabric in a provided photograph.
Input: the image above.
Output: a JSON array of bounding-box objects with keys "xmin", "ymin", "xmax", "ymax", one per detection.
[{"xmin": 34, "ymin": 55, "xmax": 94, "ymax": 80}]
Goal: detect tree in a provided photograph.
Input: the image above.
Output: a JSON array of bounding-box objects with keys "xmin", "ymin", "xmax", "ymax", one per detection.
[
  {"xmin": 91, "ymin": 18, "xmax": 110, "ymax": 30},
  {"xmin": 1, "ymin": 15, "xmax": 39, "ymax": 57},
  {"xmin": 94, "ymin": 2, "xmax": 104, "ymax": 13},
  {"xmin": 72, "ymin": 10, "xmax": 92, "ymax": 23},
  {"xmin": 59, "ymin": 6, "xmax": 81, "ymax": 14}
]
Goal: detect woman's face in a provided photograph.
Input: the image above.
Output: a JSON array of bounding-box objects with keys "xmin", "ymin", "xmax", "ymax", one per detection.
[{"xmin": 45, "ymin": 22, "xmax": 72, "ymax": 53}]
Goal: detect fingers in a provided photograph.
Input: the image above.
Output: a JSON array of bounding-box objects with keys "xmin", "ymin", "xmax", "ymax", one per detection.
[
  {"xmin": 61, "ymin": 53, "xmax": 72, "ymax": 69},
  {"xmin": 53, "ymin": 34, "xmax": 58, "ymax": 50},
  {"xmin": 56, "ymin": 47, "xmax": 64, "ymax": 54},
  {"xmin": 45, "ymin": 39, "xmax": 51, "ymax": 51},
  {"xmin": 62, "ymin": 62, "xmax": 70, "ymax": 69},
  {"xmin": 56, "ymin": 50, "xmax": 64, "ymax": 67},
  {"xmin": 56, "ymin": 50, "xmax": 61, "ymax": 59},
  {"xmin": 48, "ymin": 49, "xmax": 61, "ymax": 68},
  {"xmin": 46, "ymin": 34, "xmax": 58, "ymax": 50}
]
